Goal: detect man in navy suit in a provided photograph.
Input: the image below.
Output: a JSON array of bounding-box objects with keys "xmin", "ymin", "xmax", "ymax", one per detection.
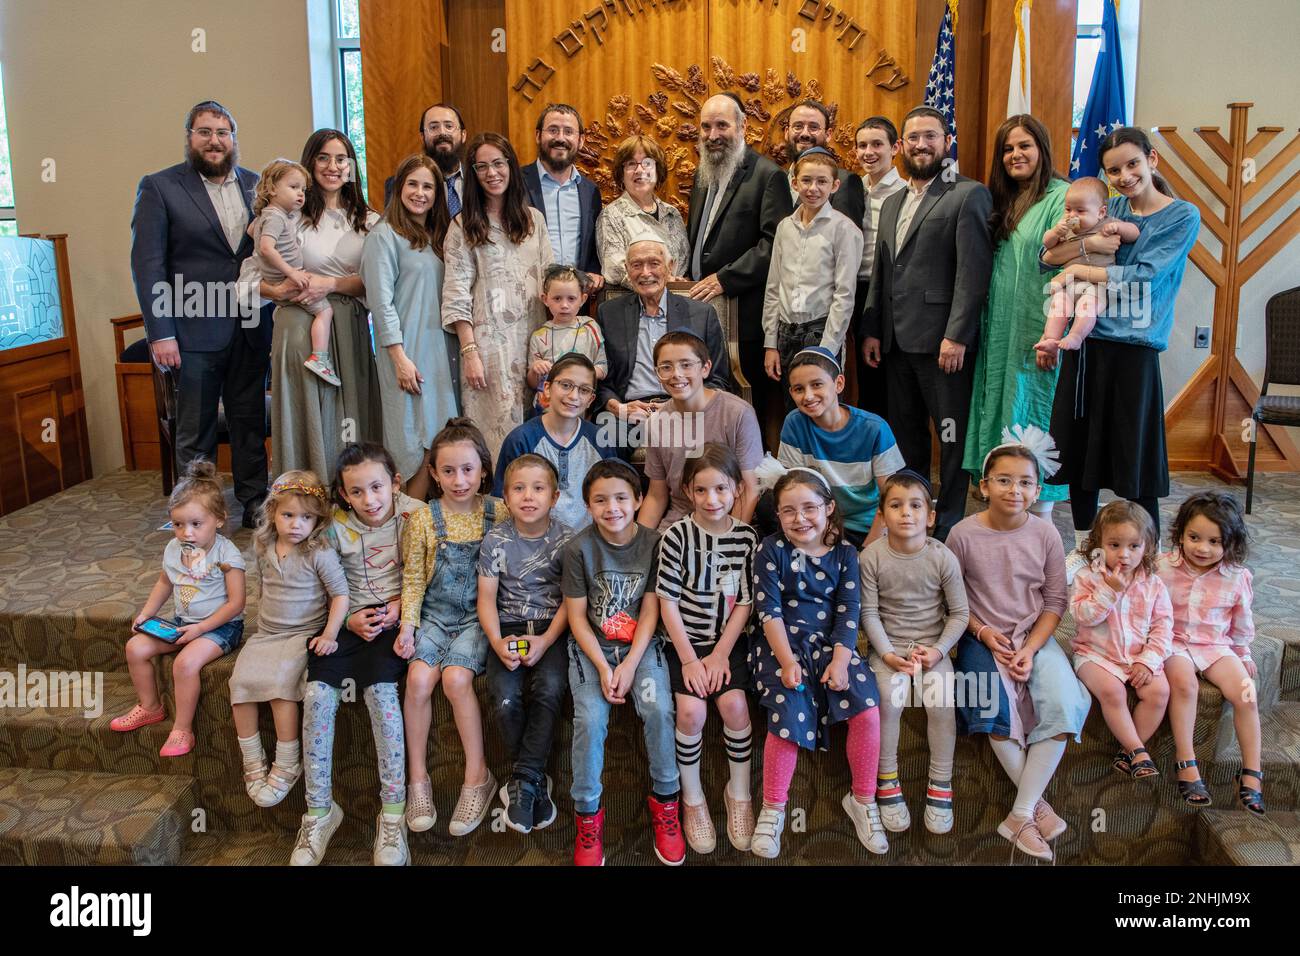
[
  {"xmin": 521, "ymin": 103, "xmax": 604, "ymax": 292},
  {"xmin": 130, "ymin": 100, "xmax": 269, "ymax": 523}
]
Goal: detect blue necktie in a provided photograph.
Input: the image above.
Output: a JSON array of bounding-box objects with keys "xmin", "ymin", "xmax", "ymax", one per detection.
[{"xmin": 446, "ymin": 175, "xmax": 461, "ymax": 217}]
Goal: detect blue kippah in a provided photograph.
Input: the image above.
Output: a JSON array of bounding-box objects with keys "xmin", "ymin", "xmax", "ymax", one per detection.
[{"xmin": 792, "ymin": 346, "xmax": 841, "ymax": 372}]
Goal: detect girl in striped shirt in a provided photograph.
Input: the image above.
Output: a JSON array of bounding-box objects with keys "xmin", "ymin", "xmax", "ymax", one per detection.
[{"xmin": 656, "ymin": 442, "xmax": 760, "ymax": 856}]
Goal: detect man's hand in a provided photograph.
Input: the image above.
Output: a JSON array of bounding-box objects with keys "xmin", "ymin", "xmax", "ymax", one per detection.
[
  {"xmin": 861, "ymin": 336, "xmax": 882, "ymax": 368},
  {"xmin": 586, "ymin": 271, "xmax": 605, "ymax": 293},
  {"xmin": 938, "ymin": 338, "xmax": 966, "ymax": 373},
  {"xmin": 151, "ymin": 339, "xmax": 182, "ymax": 368},
  {"xmin": 687, "ymin": 273, "xmax": 724, "ymax": 301}
]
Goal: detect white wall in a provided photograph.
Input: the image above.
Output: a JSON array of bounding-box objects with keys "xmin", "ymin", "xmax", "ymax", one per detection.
[
  {"xmin": 1135, "ymin": 0, "xmax": 1300, "ymax": 441},
  {"xmin": 0, "ymin": 0, "xmax": 315, "ymax": 474}
]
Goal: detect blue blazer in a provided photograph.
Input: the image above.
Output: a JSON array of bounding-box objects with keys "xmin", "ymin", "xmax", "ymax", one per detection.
[
  {"xmin": 521, "ymin": 161, "xmax": 602, "ymax": 276},
  {"xmin": 130, "ymin": 161, "xmax": 263, "ymax": 352}
]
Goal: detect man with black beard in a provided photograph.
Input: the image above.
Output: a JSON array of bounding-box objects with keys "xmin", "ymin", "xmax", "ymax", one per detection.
[
  {"xmin": 685, "ymin": 93, "xmax": 792, "ymax": 429},
  {"xmin": 860, "ymin": 106, "xmax": 992, "ymax": 540},
  {"xmin": 384, "ymin": 102, "xmax": 467, "ymax": 214},
  {"xmin": 522, "ymin": 103, "xmax": 604, "ymax": 290},
  {"xmin": 783, "ymin": 99, "xmax": 864, "ymax": 225},
  {"xmin": 130, "ymin": 100, "xmax": 269, "ymax": 524}
]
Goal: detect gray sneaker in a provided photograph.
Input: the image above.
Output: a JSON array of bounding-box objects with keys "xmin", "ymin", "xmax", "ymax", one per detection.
[
  {"xmin": 373, "ymin": 810, "xmax": 410, "ymax": 866},
  {"xmin": 289, "ymin": 802, "xmax": 343, "ymax": 866},
  {"xmin": 304, "ymin": 354, "xmax": 341, "ymax": 387}
]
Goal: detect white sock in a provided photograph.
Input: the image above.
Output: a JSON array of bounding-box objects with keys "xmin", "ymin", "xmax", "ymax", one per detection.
[
  {"xmin": 675, "ymin": 730, "xmax": 704, "ymax": 805},
  {"xmin": 724, "ymin": 723, "xmax": 753, "ymax": 800},
  {"xmin": 1013, "ymin": 739, "xmax": 1067, "ymax": 817},
  {"xmin": 275, "ymin": 738, "xmax": 301, "ymax": 768},
  {"xmin": 238, "ymin": 733, "xmax": 265, "ymax": 767},
  {"xmin": 989, "ymin": 737, "xmax": 1027, "ymax": 785}
]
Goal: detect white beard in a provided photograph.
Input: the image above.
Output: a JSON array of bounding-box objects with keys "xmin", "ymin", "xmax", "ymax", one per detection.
[{"xmin": 696, "ymin": 138, "xmax": 744, "ymax": 191}]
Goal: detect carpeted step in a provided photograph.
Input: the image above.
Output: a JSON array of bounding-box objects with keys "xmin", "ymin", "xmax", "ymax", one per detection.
[
  {"xmin": 0, "ymin": 767, "xmax": 195, "ymax": 865},
  {"xmin": 1208, "ymin": 700, "xmax": 1300, "ymax": 813},
  {"xmin": 1193, "ymin": 809, "xmax": 1300, "ymax": 866}
]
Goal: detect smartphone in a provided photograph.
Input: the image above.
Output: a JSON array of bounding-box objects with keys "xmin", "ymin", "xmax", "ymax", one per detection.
[{"xmin": 135, "ymin": 617, "xmax": 182, "ymax": 642}]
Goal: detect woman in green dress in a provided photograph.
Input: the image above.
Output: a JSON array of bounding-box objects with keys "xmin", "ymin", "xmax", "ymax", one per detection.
[{"xmin": 962, "ymin": 114, "xmax": 1100, "ymax": 517}]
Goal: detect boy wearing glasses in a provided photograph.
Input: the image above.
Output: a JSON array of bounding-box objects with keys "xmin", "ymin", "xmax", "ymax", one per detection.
[
  {"xmin": 496, "ymin": 353, "xmax": 615, "ymax": 530},
  {"xmin": 639, "ymin": 331, "xmax": 763, "ymax": 531},
  {"xmin": 527, "ymin": 264, "xmax": 608, "ymax": 415}
]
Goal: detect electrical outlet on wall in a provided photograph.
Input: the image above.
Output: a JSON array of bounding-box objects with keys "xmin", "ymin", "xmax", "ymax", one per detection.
[{"xmin": 1194, "ymin": 326, "xmax": 1211, "ymax": 348}]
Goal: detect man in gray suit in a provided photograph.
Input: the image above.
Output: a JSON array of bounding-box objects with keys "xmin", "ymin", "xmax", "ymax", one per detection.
[
  {"xmin": 130, "ymin": 100, "xmax": 268, "ymax": 523},
  {"xmin": 597, "ymin": 238, "xmax": 731, "ymax": 426},
  {"xmin": 860, "ymin": 106, "xmax": 992, "ymax": 539}
]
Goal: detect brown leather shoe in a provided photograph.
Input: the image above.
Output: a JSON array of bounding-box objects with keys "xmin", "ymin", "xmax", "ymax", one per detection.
[{"xmin": 682, "ymin": 798, "xmax": 716, "ymax": 854}]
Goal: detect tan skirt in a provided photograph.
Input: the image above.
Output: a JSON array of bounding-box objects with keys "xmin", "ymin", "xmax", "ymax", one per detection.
[{"xmin": 228, "ymin": 629, "xmax": 311, "ymax": 704}]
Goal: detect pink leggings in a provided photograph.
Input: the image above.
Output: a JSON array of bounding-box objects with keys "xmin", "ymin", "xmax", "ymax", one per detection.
[{"xmin": 763, "ymin": 707, "xmax": 880, "ymax": 805}]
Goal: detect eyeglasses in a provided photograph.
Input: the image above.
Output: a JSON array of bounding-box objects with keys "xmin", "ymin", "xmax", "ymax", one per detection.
[
  {"xmin": 655, "ymin": 359, "xmax": 701, "ymax": 377},
  {"xmin": 987, "ymin": 476, "xmax": 1039, "ymax": 491},
  {"xmin": 904, "ymin": 130, "xmax": 944, "ymax": 146},
  {"xmin": 623, "ymin": 158, "xmax": 656, "ymax": 172},
  {"xmin": 549, "ymin": 379, "xmax": 595, "ymax": 398},
  {"xmin": 543, "ymin": 125, "xmax": 578, "ymax": 138},
  {"xmin": 777, "ymin": 503, "xmax": 827, "ymax": 520},
  {"xmin": 424, "ymin": 122, "xmax": 459, "ymax": 134},
  {"xmin": 190, "ymin": 128, "xmax": 233, "ymax": 141},
  {"xmin": 471, "ymin": 159, "xmax": 510, "ymax": 174},
  {"xmin": 796, "ymin": 176, "xmax": 834, "ymax": 188},
  {"xmin": 314, "ymin": 155, "xmax": 351, "ymax": 169}
]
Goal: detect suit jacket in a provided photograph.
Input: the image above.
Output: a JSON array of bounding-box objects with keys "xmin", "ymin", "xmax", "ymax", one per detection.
[
  {"xmin": 596, "ymin": 291, "xmax": 732, "ymax": 411},
  {"xmin": 130, "ymin": 161, "xmax": 262, "ymax": 351},
  {"xmin": 522, "ymin": 161, "xmax": 603, "ymax": 275},
  {"xmin": 787, "ymin": 165, "xmax": 866, "ymax": 228},
  {"xmin": 686, "ymin": 147, "xmax": 793, "ymax": 344},
  {"xmin": 860, "ymin": 174, "xmax": 993, "ymax": 355}
]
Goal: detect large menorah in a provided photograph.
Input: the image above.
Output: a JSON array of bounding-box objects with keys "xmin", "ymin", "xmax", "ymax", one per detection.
[{"xmin": 1157, "ymin": 102, "xmax": 1300, "ymax": 482}]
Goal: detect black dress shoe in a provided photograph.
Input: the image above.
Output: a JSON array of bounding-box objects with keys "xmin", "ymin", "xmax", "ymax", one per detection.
[{"xmin": 241, "ymin": 497, "xmax": 266, "ymax": 529}]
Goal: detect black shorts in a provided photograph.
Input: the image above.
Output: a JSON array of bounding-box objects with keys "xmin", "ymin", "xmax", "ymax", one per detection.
[{"xmin": 666, "ymin": 636, "xmax": 752, "ymax": 701}]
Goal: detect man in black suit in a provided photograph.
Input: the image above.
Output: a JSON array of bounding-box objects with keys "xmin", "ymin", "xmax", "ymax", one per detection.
[
  {"xmin": 130, "ymin": 100, "xmax": 269, "ymax": 524},
  {"xmin": 784, "ymin": 99, "xmax": 865, "ymax": 226},
  {"xmin": 860, "ymin": 106, "xmax": 993, "ymax": 540},
  {"xmin": 383, "ymin": 102, "xmax": 468, "ymax": 213},
  {"xmin": 685, "ymin": 93, "xmax": 793, "ymax": 426},
  {"xmin": 597, "ymin": 237, "xmax": 731, "ymax": 425},
  {"xmin": 521, "ymin": 103, "xmax": 604, "ymax": 291}
]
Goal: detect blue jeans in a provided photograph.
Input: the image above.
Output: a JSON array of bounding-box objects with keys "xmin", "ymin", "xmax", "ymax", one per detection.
[{"xmin": 567, "ymin": 635, "xmax": 678, "ymax": 814}]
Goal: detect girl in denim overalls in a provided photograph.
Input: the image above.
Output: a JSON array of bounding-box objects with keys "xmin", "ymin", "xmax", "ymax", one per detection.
[{"xmin": 397, "ymin": 418, "xmax": 505, "ymax": 837}]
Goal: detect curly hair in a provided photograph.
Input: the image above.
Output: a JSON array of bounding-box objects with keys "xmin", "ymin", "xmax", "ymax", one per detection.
[
  {"xmin": 169, "ymin": 459, "xmax": 227, "ymax": 524},
  {"xmin": 1078, "ymin": 500, "xmax": 1159, "ymax": 577},
  {"xmin": 1169, "ymin": 491, "xmax": 1250, "ymax": 568},
  {"xmin": 253, "ymin": 158, "xmax": 310, "ymax": 216},
  {"xmin": 253, "ymin": 470, "xmax": 331, "ymax": 556}
]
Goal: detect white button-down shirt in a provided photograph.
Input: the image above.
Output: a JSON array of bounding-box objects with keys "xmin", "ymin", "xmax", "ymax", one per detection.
[
  {"xmin": 894, "ymin": 175, "xmax": 935, "ymax": 251},
  {"xmin": 202, "ymin": 170, "xmax": 249, "ymax": 252},
  {"xmin": 859, "ymin": 166, "xmax": 905, "ymax": 281},
  {"xmin": 761, "ymin": 202, "xmax": 864, "ymax": 351}
]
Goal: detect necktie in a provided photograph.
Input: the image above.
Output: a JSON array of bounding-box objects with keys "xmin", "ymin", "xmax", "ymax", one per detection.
[
  {"xmin": 690, "ymin": 184, "xmax": 716, "ymax": 280},
  {"xmin": 446, "ymin": 175, "xmax": 461, "ymax": 217}
]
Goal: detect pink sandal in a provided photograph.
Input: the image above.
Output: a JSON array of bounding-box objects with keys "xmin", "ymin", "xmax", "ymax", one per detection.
[
  {"xmin": 159, "ymin": 729, "xmax": 195, "ymax": 757},
  {"xmin": 110, "ymin": 704, "xmax": 166, "ymax": 733}
]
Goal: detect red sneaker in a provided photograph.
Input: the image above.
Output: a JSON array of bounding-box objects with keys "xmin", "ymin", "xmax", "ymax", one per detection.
[
  {"xmin": 574, "ymin": 808, "xmax": 605, "ymax": 866},
  {"xmin": 647, "ymin": 794, "xmax": 686, "ymax": 866}
]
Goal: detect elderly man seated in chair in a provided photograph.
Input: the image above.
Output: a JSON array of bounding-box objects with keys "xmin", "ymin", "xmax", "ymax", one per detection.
[{"xmin": 595, "ymin": 236, "xmax": 732, "ymax": 447}]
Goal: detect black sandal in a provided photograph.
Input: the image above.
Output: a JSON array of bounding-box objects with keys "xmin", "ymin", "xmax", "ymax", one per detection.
[
  {"xmin": 1237, "ymin": 769, "xmax": 1265, "ymax": 816},
  {"xmin": 1128, "ymin": 747, "xmax": 1160, "ymax": 779},
  {"xmin": 1112, "ymin": 750, "xmax": 1132, "ymax": 775},
  {"xmin": 1175, "ymin": 759, "xmax": 1212, "ymax": 807}
]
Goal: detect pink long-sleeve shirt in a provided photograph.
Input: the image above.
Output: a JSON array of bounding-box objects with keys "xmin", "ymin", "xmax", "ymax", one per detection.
[
  {"xmin": 1070, "ymin": 564, "xmax": 1173, "ymax": 675},
  {"xmin": 1155, "ymin": 552, "xmax": 1255, "ymax": 663}
]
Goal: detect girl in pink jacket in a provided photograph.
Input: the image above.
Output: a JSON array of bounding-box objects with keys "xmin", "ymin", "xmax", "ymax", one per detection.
[{"xmin": 1070, "ymin": 500, "xmax": 1173, "ymax": 780}]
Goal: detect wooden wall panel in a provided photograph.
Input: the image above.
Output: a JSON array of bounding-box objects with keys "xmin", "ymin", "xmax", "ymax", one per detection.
[
  {"xmin": 359, "ymin": 0, "xmax": 447, "ymax": 211},
  {"xmin": 446, "ymin": 0, "xmax": 509, "ymax": 138}
]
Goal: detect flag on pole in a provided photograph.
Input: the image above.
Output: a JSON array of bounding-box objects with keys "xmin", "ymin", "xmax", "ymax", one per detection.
[
  {"xmin": 924, "ymin": 0, "xmax": 959, "ymax": 165},
  {"xmin": 1007, "ymin": 0, "xmax": 1033, "ymax": 117},
  {"xmin": 1070, "ymin": 0, "xmax": 1126, "ymax": 179}
]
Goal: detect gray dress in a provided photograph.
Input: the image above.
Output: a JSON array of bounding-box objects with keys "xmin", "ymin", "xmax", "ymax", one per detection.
[
  {"xmin": 228, "ymin": 544, "xmax": 349, "ymax": 704},
  {"xmin": 362, "ymin": 220, "xmax": 462, "ymax": 480},
  {"xmin": 269, "ymin": 208, "xmax": 383, "ymax": 479}
]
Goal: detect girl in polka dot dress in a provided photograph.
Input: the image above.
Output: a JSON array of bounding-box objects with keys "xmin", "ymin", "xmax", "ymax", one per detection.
[{"xmin": 748, "ymin": 465, "xmax": 887, "ymax": 859}]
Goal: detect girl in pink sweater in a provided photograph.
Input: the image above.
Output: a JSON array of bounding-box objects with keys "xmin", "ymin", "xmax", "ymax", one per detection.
[{"xmin": 1070, "ymin": 500, "xmax": 1172, "ymax": 780}]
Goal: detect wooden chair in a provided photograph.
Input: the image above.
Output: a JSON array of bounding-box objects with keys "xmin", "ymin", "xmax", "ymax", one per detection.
[{"xmin": 1246, "ymin": 286, "xmax": 1300, "ymax": 513}]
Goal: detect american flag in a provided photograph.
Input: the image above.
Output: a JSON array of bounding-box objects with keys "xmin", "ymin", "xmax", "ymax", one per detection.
[
  {"xmin": 924, "ymin": 1, "xmax": 958, "ymax": 163},
  {"xmin": 1070, "ymin": 0, "xmax": 1126, "ymax": 179}
]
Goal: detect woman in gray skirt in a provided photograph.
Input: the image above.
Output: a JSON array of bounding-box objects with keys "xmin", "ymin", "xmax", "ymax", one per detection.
[{"xmin": 264, "ymin": 129, "xmax": 381, "ymax": 479}]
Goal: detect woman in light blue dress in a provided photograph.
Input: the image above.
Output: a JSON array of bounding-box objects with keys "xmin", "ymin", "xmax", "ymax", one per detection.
[{"xmin": 361, "ymin": 154, "xmax": 461, "ymax": 501}]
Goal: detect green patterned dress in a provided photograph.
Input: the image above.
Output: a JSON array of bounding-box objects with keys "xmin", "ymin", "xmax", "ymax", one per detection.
[{"xmin": 962, "ymin": 178, "xmax": 1068, "ymax": 500}]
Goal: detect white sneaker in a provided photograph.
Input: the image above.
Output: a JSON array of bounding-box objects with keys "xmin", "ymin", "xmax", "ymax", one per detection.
[
  {"xmin": 879, "ymin": 799, "xmax": 911, "ymax": 832},
  {"xmin": 1064, "ymin": 550, "xmax": 1087, "ymax": 586},
  {"xmin": 750, "ymin": 805, "xmax": 786, "ymax": 859},
  {"xmin": 924, "ymin": 803, "xmax": 954, "ymax": 834},
  {"xmin": 373, "ymin": 810, "xmax": 410, "ymax": 866},
  {"xmin": 289, "ymin": 802, "xmax": 343, "ymax": 866},
  {"xmin": 842, "ymin": 793, "xmax": 889, "ymax": 854}
]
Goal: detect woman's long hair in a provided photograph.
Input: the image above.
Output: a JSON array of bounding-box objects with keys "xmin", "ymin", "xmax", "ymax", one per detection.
[
  {"xmin": 1098, "ymin": 126, "xmax": 1176, "ymax": 198},
  {"xmin": 299, "ymin": 129, "xmax": 372, "ymax": 233},
  {"xmin": 987, "ymin": 114, "xmax": 1062, "ymax": 244},
  {"xmin": 460, "ymin": 132, "xmax": 535, "ymax": 248},
  {"xmin": 385, "ymin": 153, "xmax": 451, "ymax": 257}
]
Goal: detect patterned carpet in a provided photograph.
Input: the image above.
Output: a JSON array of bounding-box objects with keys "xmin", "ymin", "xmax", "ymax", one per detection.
[{"xmin": 1, "ymin": 468, "xmax": 1297, "ymax": 865}]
